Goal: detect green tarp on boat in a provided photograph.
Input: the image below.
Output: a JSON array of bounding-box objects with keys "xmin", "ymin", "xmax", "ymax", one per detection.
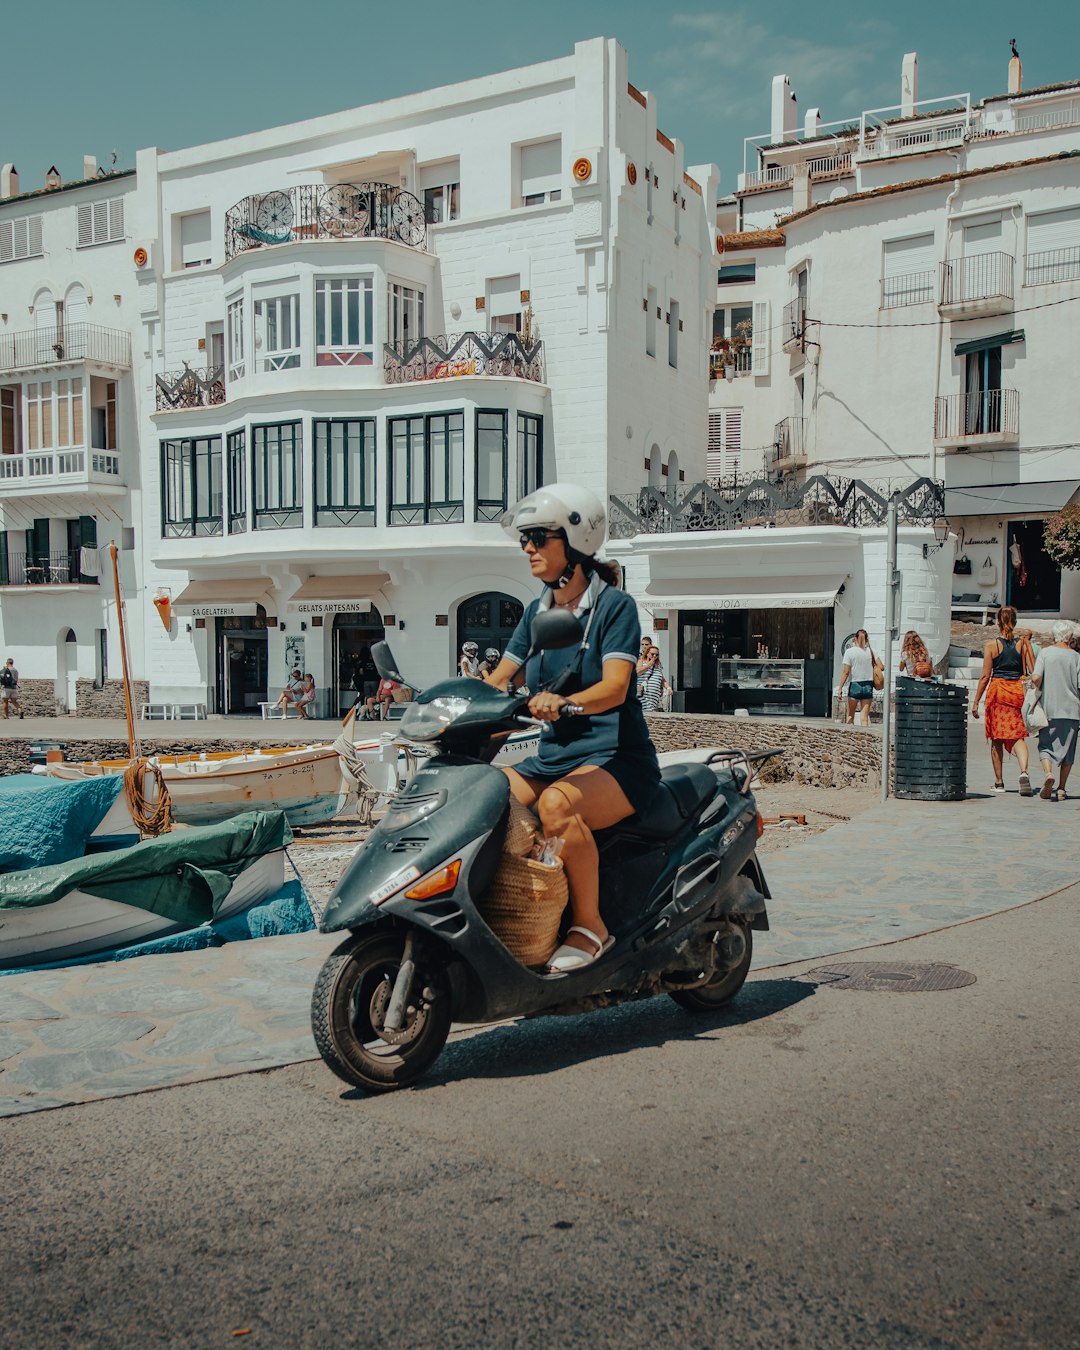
[{"xmin": 0, "ymin": 811, "xmax": 293, "ymax": 929}]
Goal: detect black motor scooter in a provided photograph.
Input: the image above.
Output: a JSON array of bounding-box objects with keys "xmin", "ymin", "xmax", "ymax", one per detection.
[{"xmin": 310, "ymin": 608, "xmax": 774, "ymax": 1093}]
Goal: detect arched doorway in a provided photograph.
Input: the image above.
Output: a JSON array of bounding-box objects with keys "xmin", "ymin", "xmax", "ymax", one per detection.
[
  {"xmin": 55, "ymin": 628, "xmax": 78, "ymax": 712},
  {"xmin": 333, "ymin": 608, "xmax": 384, "ymax": 714},
  {"xmin": 215, "ymin": 606, "xmax": 269, "ymax": 714},
  {"xmin": 456, "ymin": 592, "xmax": 524, "ymax": 672}
]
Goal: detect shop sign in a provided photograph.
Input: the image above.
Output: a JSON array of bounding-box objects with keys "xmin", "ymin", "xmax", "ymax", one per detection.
[
  {"xmin": 184, "ymin": 603, "xmax": 259, "ymax": 617},
  {"xmin": 288, "ymin": 599, "xmax": 373, "ymax": 614}
]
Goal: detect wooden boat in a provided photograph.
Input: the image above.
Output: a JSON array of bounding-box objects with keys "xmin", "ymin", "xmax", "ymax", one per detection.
[{"xmin": 0, "ymin": 812, "xmax": 290, "ymax": 970}]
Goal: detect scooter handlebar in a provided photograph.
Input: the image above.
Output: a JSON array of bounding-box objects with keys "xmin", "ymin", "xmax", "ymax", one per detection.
[{"xmin": 515, "ymin": 703, "xmax": 585, "ymax": 726}]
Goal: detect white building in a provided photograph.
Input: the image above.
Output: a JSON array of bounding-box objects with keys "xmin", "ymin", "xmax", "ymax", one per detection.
[
  {"xmin": 0, "ymin": 159, "xmax": 144, "ymax": 713},
  {"xmin": 708, "ymin": 51, "xmax": 1080, "ymax": 631},
  {"xmin": 131, "ymin": 37, "xmax": 719, "ymax": 716}
]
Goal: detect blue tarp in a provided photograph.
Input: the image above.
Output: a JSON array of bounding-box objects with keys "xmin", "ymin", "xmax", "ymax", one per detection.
[{"xmin": 0, "ymin": 774, "xmax": 123, "ymax": 873}]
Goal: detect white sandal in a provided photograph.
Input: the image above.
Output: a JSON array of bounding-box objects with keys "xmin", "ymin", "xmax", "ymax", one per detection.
[{"xmin": 546, "ymin": 925, "xmax": 614, "ymax": 974}]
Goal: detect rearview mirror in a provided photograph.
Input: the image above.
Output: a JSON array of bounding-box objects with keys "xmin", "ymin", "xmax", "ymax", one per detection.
[
  {"xmin": 529, "ymin": 607, "xmax": 584, "ymax": 653},
  {"xmin": 370, "ymin": 641, "xmax": 407, "ymax": 685}
]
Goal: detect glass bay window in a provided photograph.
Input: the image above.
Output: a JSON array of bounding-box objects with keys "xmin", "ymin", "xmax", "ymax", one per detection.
[{"xmin": 161, "ymin": 437, "xmax": 223, "ymax": 538}]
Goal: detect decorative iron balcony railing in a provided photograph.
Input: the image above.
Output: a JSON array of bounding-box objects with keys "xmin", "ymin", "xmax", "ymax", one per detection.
[
  {"xmin": 609, "ymin": 476, "xmax": 945, "ymax": 538},
  {"xmin": 1, "ymin": 549, "xmax": 98, "ymax": 586},
  {"xmin": 156, "ymin": 364, "xmax": 226, "ymax": 411},
  {"xmin": 383, "ymin": 333, "xmax": 545, "ymax": 384},
  {"xmin": 1024, "ymin": 245, "xmax": 1080, "ymax": 287},
  {"xmin": 770, "ymin": 416, "xmax": 808, "ymax": 467},
  {"xmin": 225, "ymin": 182, "xmax": 427, "ymax": 259},
  {"xmin": 939, "ymin": 252, "xmax": 1014, "ymax": 308},
  {"xmin": 0, "ymin": 323, "xmax": 131, "ymax": 373},
  {"xmin": 933, "ymin": 389, "xmax": 1019, "ymax": 443}
]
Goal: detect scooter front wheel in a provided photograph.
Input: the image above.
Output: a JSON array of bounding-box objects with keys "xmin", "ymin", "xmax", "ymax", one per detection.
[
  {"xmin": 669, "ymin": 921, "xmax": 752, "ymax": 1013},
  {"xmin": 311, "ymin": 930, "xmax": 451, "ymax": 1093}
]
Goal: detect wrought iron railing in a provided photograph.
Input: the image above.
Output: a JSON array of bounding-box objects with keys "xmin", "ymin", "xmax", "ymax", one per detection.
[
  {"xmin": 708, "ymin": 348, "xmax": 752, "ymax": 380},
  {"xmin": 609, "ymin": 476, "xmax": 945, "ymax": 538},
  {"xmin": 1, "ymin": 549, "xmax": 98, "ymax": 586},
  {"xmin": 156, "ymin": 364, "xmax": 226, "ymax": 411},
  {"xmin": 782, "ymin": 298, "xmax": 805, "ymax": 350},
  {"xmin": 225, "ymin": 182, "xmax": 427, "ymax": 259},
  {"xmin": 383, "ymin": 333, "xmax": 545, "ymax": 384},
  {"xmin": 770, "ymin": 416, "xmax": 807, "ymax": 468},
  {"xmin": 1024, "ymin": 246, "xmax": 1080, "ymax": 287},
  {"xmin": 934, "ymin": 389, "xmax": 1019, "ymax": 442},
  {"xmin": 0, "ymin": 323, "xmax": 131, "ymax": 372},
  {"xmin": 880, "ymin": 269, "xmax": 936, "ymax": 308},
  {"xmin": 939, "ymin": 252, "xmax": 1014, "ymax": 307}
]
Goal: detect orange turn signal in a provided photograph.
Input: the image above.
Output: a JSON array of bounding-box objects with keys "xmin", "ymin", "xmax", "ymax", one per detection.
[
  {"xmin": 756, "ymin": 813, "xmax": 765, "ymax": 839},
  {"xmin": 404, "ymin": 858, "xmax": 461, "ymax": 901}
]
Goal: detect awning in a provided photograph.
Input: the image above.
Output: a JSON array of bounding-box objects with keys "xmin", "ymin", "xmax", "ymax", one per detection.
[
  {"xmin": 945, "ymin": 480, "xmax": 1079, "ymax": 517},
  {"xmin": 286, "ymin": 574, "xmax": 389, "ymax": 615},
  {"xmin": 641, "ymin": 575, "xmax": 846, "ymax": 612},
  {"xmin": 953, "ymin": 328, "xmax": 1025, "ymax": 357},
  {"xmin": 172, "ymin": 578, "xmax": 275, "ymax": 618}
]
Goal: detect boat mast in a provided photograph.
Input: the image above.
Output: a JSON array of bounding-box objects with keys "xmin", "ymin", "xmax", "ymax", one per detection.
[{"xmin": 109, "ymin": 541, "xmax": 140, "ymax": 761}]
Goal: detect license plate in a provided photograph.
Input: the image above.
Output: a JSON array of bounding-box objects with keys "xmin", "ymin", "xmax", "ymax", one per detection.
[{"xmin": 370, "ymin": 865, "xmax": 421, "ymax": 905}]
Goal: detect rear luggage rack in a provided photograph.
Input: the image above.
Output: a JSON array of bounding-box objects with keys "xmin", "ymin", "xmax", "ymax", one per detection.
[{"xmin": 706, "ymin": 748, "xmax": 785, "ymax": 795}]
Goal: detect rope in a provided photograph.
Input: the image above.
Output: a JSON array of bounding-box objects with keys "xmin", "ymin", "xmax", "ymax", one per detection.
[
  {"xmin": 332, "ymin": 732, "xmax": 415, "ymax": 826},
  {"xmin": 123, "ymin": 758, "xmax": 173, "ymax": 837}
]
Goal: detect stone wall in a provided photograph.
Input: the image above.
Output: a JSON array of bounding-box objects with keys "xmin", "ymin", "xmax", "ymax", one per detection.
[
  {"xmin": 645, "ymin": 713, "xmax": 881, "ymax": 789},
  {"xmin": 2, "ymin": 679, "xmax": 65, "ymax": 718},
  {"xmin": 75, "ymin": 680, "xmax": 150, "ymax": 718}
]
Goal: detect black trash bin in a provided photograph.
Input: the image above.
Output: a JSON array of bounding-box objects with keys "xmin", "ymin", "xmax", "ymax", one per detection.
[
  {"xmin": 893, "ymin": 677, "xmax": 967, "ymax": 801},
  {"xmin": 28, "ymin": 742, "xmax": 65, "ymax": 765}
]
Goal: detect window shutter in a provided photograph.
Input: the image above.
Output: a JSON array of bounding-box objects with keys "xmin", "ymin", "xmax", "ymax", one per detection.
[
  {"xmin": 92, "ymin": 200, "xmax": 108, "ymax": 243},
  {"xmin": 28, "ymin": 214, "xmax": 42, "ymax": 255},
  {"xmin": 108, "ymin": 197, "xmax": 124, "ymax": 241},
  {"xmin": 1, "ymin": 388, "xmax": 16, "ymax": 454},
  {"xmin": 520, "ymin": 139, "xmax": 562, "ymax": 198},
  {"xmin": 12, "ymin": 218, "xmax": 28, "ymax": 257},
  {"xmin": 751, "ymin": 300, "xmax": 770, "ymax": 376},
  {"xmin": 77, "ymin": 203, "xmax": 93, "ymax": 247},
  {"xmin": 105, "ymin": 382, "xmax": 117, "ymax": 450},
  {"xmin": 884, "ymin": 233, "xmax": 935, "ymax": 277},
  {"xmin": 0, "ymin": 220, "xmax": 11, "ymax": 262},
  {"xmin": 707, "ymin": 409, "xmax": 742, "ymax": 477},
  {"xmin": 180, "ymin": 210, "xmax": 212, "ymax": 266},
  {"xmin": 1027, "ymin": 206, "xmax": 1080, "ymax": 251}
]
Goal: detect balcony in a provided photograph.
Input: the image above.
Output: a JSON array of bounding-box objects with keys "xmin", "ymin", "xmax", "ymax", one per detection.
[
  {"xmin": 806, "ymin": 151, "xmax": 853, "ymax": 180},
  {"xmin": 781, "ymin": 299, "xmax": 805, "ymax": 354},
  {"xmin": 859, "ymin": 96, "xmax": 973, "ymax": 162},
  {"xmin": 939, "ymin": 253, "xmax": 1014, "ymax": 316},
  {"xmin": 383, "ymin": 333, "xmax": 545, "ymax": 385},
  {"xmin": 0, "ymin": 323, "xmax": 131, "ymax": 374},
  {"xmin": 225, "ymin": 183, "xmax": 427, "ymax": 261},
  {"xmin": 0, "ymin": 549, "xmax": 98, "ymax": 587},
  {"xmin": 881, "ymin": 270, "xmax": 936, "ymax": 309},
  {"xmin": 709, "ymin": 347, "xmax": 752, "ymax": 382},
  {"xmin": 738, "ymin": 164, "xmax": 795, "ymax": 194},
  {"xmin": 0, "ymin": 447, "xmax": 122, "ymax": 493},
  {"xmin": 933, "ymin": 389, "xmax": 1019, "ymax": 450},
  {"xmin": 1024, "ymin": 246, "xmax": 1080, "ymax": 287},
  {"xmin": 769, "ymin": 417, "xmax": 808, "ymax": 474},
  {"xmin": 156, "ymin": 364, "xmax": 226, "ymax": 412}
]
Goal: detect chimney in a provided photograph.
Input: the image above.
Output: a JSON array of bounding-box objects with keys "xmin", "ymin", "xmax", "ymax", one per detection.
[
  {"xmin": 83, "ymin": 154, "xmax": 97, "ymax": 180},
  {"xmin": 901, "ymin": 52, "xmax": 918, "ymax": 117},
  {"xmin": 804, "ymin": 108, "xmax": 822, "ymax": 139},
  {"xmin": 1009, "ymin": 53, "xmax": 1022, "ymax": 95},
  {"xmin": 771, "ymin": 75, "xmax": 798, "ymax": 142},
  {"xmin": 1, "ymin": 164, "xmax": 18, "ymax": 198},
  {"xmin": 45, "ymin": 165, "xmax": 61, "ymax": 190}
]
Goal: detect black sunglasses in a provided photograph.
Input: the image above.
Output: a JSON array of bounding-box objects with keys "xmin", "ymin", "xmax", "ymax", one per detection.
[{"xmin": 519, "ymin": 528, "xmax": 561, "ymax": 550}]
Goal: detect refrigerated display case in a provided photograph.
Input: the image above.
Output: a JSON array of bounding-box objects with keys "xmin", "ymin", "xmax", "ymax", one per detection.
[{"xmin": 715, "ymin": 658, "xmax": 805, "ymax": 716}]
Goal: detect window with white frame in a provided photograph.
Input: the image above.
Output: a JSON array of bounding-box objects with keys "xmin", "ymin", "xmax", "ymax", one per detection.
[
  {"xmin": 0, "ymin": 214, "xmax": 43, "ymax": 263},
  {"xmin": 54, "ymin": 378, "xmax": 84, "ymax": 447},
  {"xmin": 418, "ymin": 159, "xmax": 461, "ymax": 225},
  {"xmin": 487, "ymin": 275, "xmax": 521, "ymax": 334},
  {"xmin": 517, "ymin": 412, "xmax": 543, "ymax": 497},
  {"xmin": 77, "ymin": 197, "xmax": 125, "ymax": 248},
  {"xmin": 388, "ymin": 282, "xmax": 425, "ymax": 349},
  {"xmin": 26, "ymin": 382, "xmax": 54, "ymax": 450},
  {"xmin": 253, "ymin": 292, "xmax": 300, "ymax": 371},
  {"xmin": 1025, "ymin": 206, "xmax": 1080, "ymax": 285},
  {"xmin": 226, "ymin": 296, "xmax": 246, "ymax": 380},
  {"xmin": 315, "ymin": 277, "xmax": 374, "ymax": 366},
  {"xmin": 881, "ymin": 233, "xmax": 936, "ymax": 308},
  {"xmin": 178, "ymin": 210, "xmax": 212, "ymax": 269},
  {"xmin": 707, "ymin": 409, "xmax": 742, "ymax": 478},
  {"xmin": 517, "ymin": 138, "xmax": 562, "ymax": 207},
  {"xmin": 1, "ymin": 386, "xmax": 20, "ymax": 454}
]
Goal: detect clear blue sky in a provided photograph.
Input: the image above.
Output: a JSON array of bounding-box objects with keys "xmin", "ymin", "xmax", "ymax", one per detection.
[{"xmin": 2, "ymin": 1, "xmax": 1077, "ymax": 194}]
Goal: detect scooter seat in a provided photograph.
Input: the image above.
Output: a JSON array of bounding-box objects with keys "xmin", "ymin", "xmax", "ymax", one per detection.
[{"xmin": 629, "ymin": 763, "xmax": 718, "ymax": 840}]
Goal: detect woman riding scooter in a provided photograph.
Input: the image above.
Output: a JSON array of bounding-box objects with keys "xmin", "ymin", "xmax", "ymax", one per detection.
[{"xmin": 487, "ymin": 483, "xmax": 660, "ymax": 973}]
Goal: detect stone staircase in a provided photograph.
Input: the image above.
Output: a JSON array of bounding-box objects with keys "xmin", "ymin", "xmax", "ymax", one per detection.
[{"xmin": 945, "ymin": 643, "xmax": 983, "ymax": 701}]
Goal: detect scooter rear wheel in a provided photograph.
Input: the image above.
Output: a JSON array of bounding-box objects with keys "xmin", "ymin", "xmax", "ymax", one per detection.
[
  {"xmin": 669, "ymin": 922, "xmax": 752, "ymax": 1013},
  {"xmin": 311, "ymin": 930, "xmax": 451, "ymax": 1093}
]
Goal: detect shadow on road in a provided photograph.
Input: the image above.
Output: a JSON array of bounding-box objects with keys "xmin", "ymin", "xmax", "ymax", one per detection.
[{"xmin": 343, "ymin": 977, "xmax": 816, "ymax": 1097}]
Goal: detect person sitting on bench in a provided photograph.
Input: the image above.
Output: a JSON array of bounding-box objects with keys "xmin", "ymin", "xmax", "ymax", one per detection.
[{"xmin": 274, "ymin": 670, "xmax": 305, "ymax": 716}]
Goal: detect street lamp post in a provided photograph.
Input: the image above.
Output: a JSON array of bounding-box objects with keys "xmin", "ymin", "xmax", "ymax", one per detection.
[{"xmin": 881, "ymin": 493, "xmax": 902, "ymax": 804}]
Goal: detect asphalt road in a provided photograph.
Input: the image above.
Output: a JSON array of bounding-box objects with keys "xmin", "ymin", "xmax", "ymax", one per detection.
[{"xmin": 3, "ymin": 884, "xmax": 1078, "ymax": 1350}]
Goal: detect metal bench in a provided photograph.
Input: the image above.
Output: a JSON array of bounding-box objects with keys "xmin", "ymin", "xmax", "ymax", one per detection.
[
  {"xmin": 139, "ymin": 703, "xmax": 172, "ymax": 720},
  {"xmin": 171, "ymin": 703, "xmax": 206, "ymax": 720}
]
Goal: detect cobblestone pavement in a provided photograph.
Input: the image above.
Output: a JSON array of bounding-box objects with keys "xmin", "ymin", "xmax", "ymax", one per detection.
[{"xmin": 1, "ymin": 778, "xmax": 1075, "ymax": 1119}]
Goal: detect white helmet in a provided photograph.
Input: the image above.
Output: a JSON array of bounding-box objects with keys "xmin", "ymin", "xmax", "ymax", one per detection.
[
  {"xmin": 462, "ymin": 641, "xmax": 479, "ymax": 655},
  {"xmin": 484, "ymin": 648, "xmax": 501, "ymax": 662},
  {"xmin": 503, "ymin": 483, "xmax": 608, "ymax": 558}
]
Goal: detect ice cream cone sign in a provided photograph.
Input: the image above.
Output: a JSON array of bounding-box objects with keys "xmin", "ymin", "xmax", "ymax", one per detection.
[{"xmin": 153, "ymin": 588, "xmax": 172, "ymax": 632}]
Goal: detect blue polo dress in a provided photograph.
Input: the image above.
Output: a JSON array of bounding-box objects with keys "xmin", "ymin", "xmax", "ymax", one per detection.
[{"xmin": 502, "ymin": 575, "xmax": 661, "ymax": 815}]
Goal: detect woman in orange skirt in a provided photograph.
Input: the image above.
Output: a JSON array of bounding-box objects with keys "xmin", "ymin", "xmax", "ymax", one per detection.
[{"xmin": 972, "ymin": 605, "xmax": 1035, "ymax": 795}]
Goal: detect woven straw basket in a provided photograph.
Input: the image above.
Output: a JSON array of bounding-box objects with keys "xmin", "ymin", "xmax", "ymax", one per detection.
[
  {"xmin": 503, "ymin": 795, "xmax": 540, "ymax": 857},
  {"xmin": 477, "ymin": 853, "xmax": 568, "ymax": 968}
]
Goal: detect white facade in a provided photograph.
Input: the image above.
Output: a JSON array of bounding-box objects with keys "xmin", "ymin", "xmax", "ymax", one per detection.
[
  {"xmin": 0, "ymin": 164, "xmax": 144, "ymax": 710},
  {"xmin": 709, "ymin": 59, "xmax": 1080, "ymax": 623},
  {"xmin": 129, "ymin": 37, "xmax": 719, "ymax": 713}
]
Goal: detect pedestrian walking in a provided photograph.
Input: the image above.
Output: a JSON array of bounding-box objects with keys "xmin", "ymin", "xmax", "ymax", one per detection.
[
  {"xmin": 971, "ymin": 605, "xmax": 1036, "ymax": 795},
  {"xmin": 637, "ymin": 645, "xmax": 668, "ymax": 712},
  {"xmin": 1028, "ymin": 620, "xmax": 1080, "ymax": 801},
  {"xmin": 898, "ymin": 630, "xmax": 933, "ymax": 678},
  {"xmin": 836, "ymin": 630, "xmax": 881, "ymax": 726},
  {"xmin": 1, "ymin": 657, "xmax": 25, "ymax": 719}
]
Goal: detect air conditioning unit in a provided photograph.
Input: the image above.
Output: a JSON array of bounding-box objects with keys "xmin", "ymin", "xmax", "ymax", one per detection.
[{"xmin": 570, "ymin": 150, "xmax": 602, "ymax": 189}]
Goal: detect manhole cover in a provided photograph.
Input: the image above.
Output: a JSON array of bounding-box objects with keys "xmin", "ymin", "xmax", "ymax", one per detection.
[{"xmin": 806, "ymin": 961, "xmax": 976, "ymax": 993}]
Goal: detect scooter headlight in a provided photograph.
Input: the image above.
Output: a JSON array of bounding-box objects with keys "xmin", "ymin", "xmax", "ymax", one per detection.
[{"xmin": 400, "ymin": 696, "xmax": 470, "ymax": 742}]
